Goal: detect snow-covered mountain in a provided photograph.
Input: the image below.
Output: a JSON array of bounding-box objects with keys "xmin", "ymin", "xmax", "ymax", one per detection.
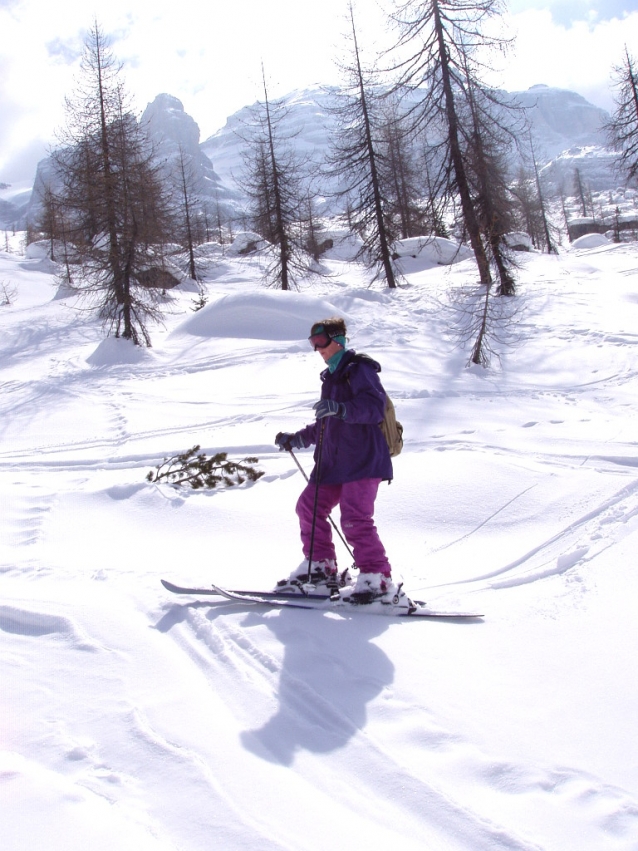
[
  {"xmin": 509, "ymin": 85, "xmax": 617, "ymax": 194},
  {"xmin": 201, "ymin": 86, "xmax": 338, "ymax": 197},
  {"xmin": 141, "ymin": 93, "xmax": 240, "ymax": 212},
  {"xmin": 509, "ymin": 84, "xmax": 609, "ymax": 157},
  {"xmin": 24, "ymin": 94, "xmax": 241, "ymax": 233},
  {"xmin": 201, "ymin": 83, "xmax": 616, "ymax": 203},
  {"xmin": 4, "ymin": 83, "xmax": 620, "ymax": 232},
  {"xmin": 0, "ymin": 182, "xmax": 32, "ymax": 231}
]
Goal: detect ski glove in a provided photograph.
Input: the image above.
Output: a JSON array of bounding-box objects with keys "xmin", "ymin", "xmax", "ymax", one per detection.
[
  {"xmin": 313, "ymin": 399, "xmax": 346, "ymax": 420},
  {"xmin": 275, "ymin": 431, "xmax": 304, "ymax": 451}
]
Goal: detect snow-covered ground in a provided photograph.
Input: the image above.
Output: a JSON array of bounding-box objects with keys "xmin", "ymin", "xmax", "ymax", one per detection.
[{"xmin": 1, "ymin": 233, "xmax": 638, "ymax": 850}]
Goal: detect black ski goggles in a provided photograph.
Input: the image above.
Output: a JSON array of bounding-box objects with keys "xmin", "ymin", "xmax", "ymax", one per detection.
[{"xmin": 308, "ymin": 330, "xmax": 333, "ymax": 350}]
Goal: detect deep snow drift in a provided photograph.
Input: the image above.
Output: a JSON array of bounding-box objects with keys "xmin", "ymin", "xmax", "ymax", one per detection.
[{"xmin": 1, "ymin": 234, "xmax": 638, "ymax": 850}]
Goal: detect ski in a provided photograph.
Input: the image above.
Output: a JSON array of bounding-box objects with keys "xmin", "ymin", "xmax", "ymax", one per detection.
[
  {"xmin": 161, "ymin": 579, "xmax": 482, "ymax": 619},
  {"xmin": 160, "ymin": 579, "xmax": 333, "ymax": 601}
]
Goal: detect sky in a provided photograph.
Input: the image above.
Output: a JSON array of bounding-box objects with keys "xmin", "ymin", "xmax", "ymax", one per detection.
[{"xmin": 1, "ymin": 0, "xmax": 637, "ymax": 186}]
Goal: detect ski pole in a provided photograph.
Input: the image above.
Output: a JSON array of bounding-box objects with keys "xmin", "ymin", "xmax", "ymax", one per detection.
[
  {"xmin": 306, "ymin": 418, "xmax": 326, "ymax": 585},
  {"xmin": 288, "ymin": 445, "xmax": 354, "ymax": 563}
]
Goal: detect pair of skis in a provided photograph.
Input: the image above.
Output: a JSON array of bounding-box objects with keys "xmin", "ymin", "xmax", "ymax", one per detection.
[{"xmin": 160, "ymin": 579, "xmax": 482, "ymax": 619}]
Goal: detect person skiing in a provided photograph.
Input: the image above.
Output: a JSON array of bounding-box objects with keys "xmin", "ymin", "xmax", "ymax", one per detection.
[{"xmin": 275, "ymin": 317, "xmax": 398, "ymax": 604}]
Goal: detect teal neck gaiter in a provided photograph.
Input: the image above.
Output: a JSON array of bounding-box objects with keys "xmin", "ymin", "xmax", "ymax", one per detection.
[{"xmin": 327, "ymin": 347, "xmax": 346, "ymax": 373}]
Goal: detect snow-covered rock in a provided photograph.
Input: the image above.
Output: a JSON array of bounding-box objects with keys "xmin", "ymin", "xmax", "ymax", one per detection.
[
  {"xmin": 86, "ymin": 336, "xmax": 153, "ymax": 366},
  {"xmin": 393, "ymin": 236, "xmax": 473, "ymax": 265},
  {"xmin": 141, "ymin": 94, "xmax": 229, "ymax": 202},
  {"xmin": 504, "ymin": 232, "xmax": 534, "ymax": 251},
  {"xmin": 571, "ymin": 232, "xmax": 611, "ymax": 249},
  {"xmin": 24, "ymin": 239, "xmax": 51, "ymax": 260},
  {"xmin": 226, "ymin": 231, "xmax": 270, "ymax": 256},
  {"xmin": 509, "ymin": 85, "xmax": 608, "ymax": 158}
]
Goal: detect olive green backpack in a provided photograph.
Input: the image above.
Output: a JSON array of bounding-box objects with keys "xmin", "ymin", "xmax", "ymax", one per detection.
[{"xmin": 348, "ymin": 354, "xmax": 403, "ymax": 457}]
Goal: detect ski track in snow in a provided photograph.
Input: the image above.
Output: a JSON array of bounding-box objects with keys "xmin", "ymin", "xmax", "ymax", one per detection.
[
  {"xmin": 156, "ymin": 597, "xmax": 638, "ymax": 850},
  {"xmin": 442, "ymin": 477, "xmax": 638, "ymax": 593},
  {"xmin": 3, "ymin": 243, "xmax": 638, "ymax": 849},
  {"xmin": 161, "ymin": 602, "xmax": 545, "ymax": 851},
  {"xmin": 2, "ymin": 486, "xmax": 57, "ymax": 548}
]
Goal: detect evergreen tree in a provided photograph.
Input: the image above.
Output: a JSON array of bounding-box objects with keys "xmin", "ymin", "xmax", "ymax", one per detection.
[
  {"xmin": 511, "ymin": 165, "xmax": 554, "ymax": 251},
  {"xmin": 173, "ymin": 146, "xmax": 199, "ymax": 281},
  {"xmin": 527, "ymin": 134, "xmax": 558, "ymax": 253},
  {"xmin": 419, "ymin": 143, "xmax": 450, "ymax": 237}
]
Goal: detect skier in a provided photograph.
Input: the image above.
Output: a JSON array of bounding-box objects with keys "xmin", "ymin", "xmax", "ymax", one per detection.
[{"xmin": 275, "ymin": 317, "xmax": 398, "ymax": 604}]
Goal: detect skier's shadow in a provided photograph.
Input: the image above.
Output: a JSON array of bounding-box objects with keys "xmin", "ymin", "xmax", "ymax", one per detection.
[{"xmin": 237, "ymin": 607, "xmax": 395, "ymax": 766}]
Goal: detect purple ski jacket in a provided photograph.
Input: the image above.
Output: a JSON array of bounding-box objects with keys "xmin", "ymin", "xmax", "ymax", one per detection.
[{"xmin": 296, "ymin": 349, "xmax": 393, "ymax": 485}]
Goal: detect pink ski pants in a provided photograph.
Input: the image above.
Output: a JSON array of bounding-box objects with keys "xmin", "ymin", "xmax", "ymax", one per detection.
[{"xmin": 296, "ymin": 478, "xmax": 391, "ymax": 575}]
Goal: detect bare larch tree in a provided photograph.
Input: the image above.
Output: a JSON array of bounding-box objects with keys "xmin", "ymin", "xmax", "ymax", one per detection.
[
  {"xmin": 240, "ymin": 67, "xmax": 315, "ymax": 290},
  {"xmin": 387, "ymin": 0, "xmax": 516, "ymax": 287},
  {"xmin": 607, "ymin": 46, "xmax": 638, "ymax": 184},
  {"xmin": 50, "ymin": 22, "xmax": 176, "ymax": 345},
  {"xmin": 328, "ymin": 2, "xmax": 398, "ymax": 288}
]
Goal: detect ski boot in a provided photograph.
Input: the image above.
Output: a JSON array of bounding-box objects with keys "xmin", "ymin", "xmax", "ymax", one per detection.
[
  {"xmin": 275, "ymin": 559, "xmax": 353, "ymax": 596},
  {"xmin": 342, "ymin": 572, "xmax": 413, "ymax": 608}
]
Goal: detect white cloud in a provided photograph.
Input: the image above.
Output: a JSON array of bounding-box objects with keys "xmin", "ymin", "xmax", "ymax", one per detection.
[
  {"xmin": 508, "ymin": 0, "xmax": 635, "ymax": 27},
  {"xmin": 0, "ymin": 0, "xmax": 388, "ymax": 182},
  {"xmin": 1, "ymin": 0, "xmax": 636, "ymax": 184},
  {"xmin": 499, "ymin": 8, "xmax": 638, "ymax": 110}
]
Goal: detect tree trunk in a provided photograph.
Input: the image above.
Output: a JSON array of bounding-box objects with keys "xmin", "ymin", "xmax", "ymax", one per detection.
[
  {"xmin": 433, "ymin": 1, "xmax": 491, "ymax": 285},
  {"xmin": 262, "ymin": 71, "xmax": 290, "ymax": 290},
  {"xmin": 350, "ymin": 7, "xmax": 396, "ymax": 288}
]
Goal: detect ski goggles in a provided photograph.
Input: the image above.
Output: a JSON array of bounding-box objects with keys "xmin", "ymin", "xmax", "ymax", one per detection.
[{"xmin": 308, "ymin": 330, "xmax": 333, "ymax": 350}]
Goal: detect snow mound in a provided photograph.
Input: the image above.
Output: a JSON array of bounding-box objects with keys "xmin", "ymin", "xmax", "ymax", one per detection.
[
  {"xmin": 504, "ymin": 232, "xmax": 534, "ymax": 251},
  {"xmin": 227, "ymin": 232, "xmax": 270, "ymax": 256},
  {"xmin": 572, "ymin": 233, "xmax": 611, "ymax": 249},
  {"xmin": 22, "ymin": 239, "xmax": 57, "ymax": 272},
  {"xmin": 173, "ymin": 290, "xmax": 345, "ymax": 340},
  {"xmin": 53, "ymin": 282, "xmax": 75, "ymax": 300},
  {"xmin": 86, "ymin": 337, "xmax": 152, "ymax": 366},
  {"xmin": 24, "ymin": 240, "xmax": 50, "ymax": 260},
  {"xmin": 393, "ymin": 236, "xmax": 473, "ymax": 266}
]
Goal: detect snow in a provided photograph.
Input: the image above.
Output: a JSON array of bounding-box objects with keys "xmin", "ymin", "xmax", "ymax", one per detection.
[
  {"xmin": 504, "ymin": 232, "xmax": 534, "ymax": 251},
  {"xmin": 226, "ymin": 231, "xmax": 271, "ymax": 256},
  {"xmin": 2, "ymin": 235, "xmax": 638, "ymax": 850},
  {"xmin": 571, "ymin": 233, "xmax": 611, "ymax": 249},
  {"xmin": 199, "ymin": 84, "xmax": 611, "ymax": 206},
  {"xmin": 174, "ymin": 290, "xmax": 346, "ymax": 340},
  {"xmin": 393, "ymin": 236, "xmax": 474, "ymax": 267}
]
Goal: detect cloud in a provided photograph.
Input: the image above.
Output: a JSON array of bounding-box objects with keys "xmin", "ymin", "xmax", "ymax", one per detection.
[
  {"xmin": 46, "ymin": 35, "xmax": 84, "ymax": 65},
  {"xmin": 1, "ymin": 0, "xmax": 636, "ymax": 184},
  {"xmin": 492, "ymin": 8, "xmax": 638, "ymax": 111},
  {"xmin": 0, "ymin": 138, "xmax": 48, "ymax": 184},
  {"xmin": 508, "ymin": 0, "xmax": 635, "ymax": 27}
]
